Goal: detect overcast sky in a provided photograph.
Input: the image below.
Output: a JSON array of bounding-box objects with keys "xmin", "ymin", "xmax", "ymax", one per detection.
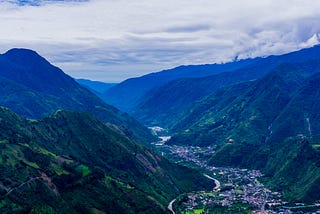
[{"xmin": 0, "ymin": 0, "xmax": 320, "ymax": 82}]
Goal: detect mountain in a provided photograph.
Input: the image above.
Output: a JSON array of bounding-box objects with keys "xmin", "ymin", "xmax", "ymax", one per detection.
[
  {"xmin": 76, "ymin": 78, "xmax": 116, "ymax": 95},
  {"xmin": 0, "ymin": 108, "xmax": 214, "ymax": 213},
  {"xmin": 270, "ymin": 72, "xmax": 320, "ymax": 141},
  {"xmin": 165, "ymin": 60, "xmax": 320, "ymax": 202},
  {"xmin": 131, "ymin": 45, "xmax": 320, "ymax": 128},
  {"xmin": 264, "ymin": 138, "xmax": 320, "ymax": 203},
  {"xmin": 0, "ymin": 48, "xmax": 155, "ymax": 145},
  {"xmin": 169, "ymin": 59, "xmax": 320, "ymax": 146},
  {"xmin": 211, "ymin": 137, "xmax": 320, "ymax": 203},
  {"xmin": 102, "ymin": 58, "xmax": 264, "ymax": 112}
]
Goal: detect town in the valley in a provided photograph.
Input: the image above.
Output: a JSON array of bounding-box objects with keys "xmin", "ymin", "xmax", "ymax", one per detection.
[{"xmin": 149, "ymin": 127, "xmax": 320, "ymax": 214}]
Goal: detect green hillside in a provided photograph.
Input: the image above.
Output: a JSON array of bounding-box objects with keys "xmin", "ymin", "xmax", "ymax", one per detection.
[
  {"xmin": 169, "ymin": 60, "xmax": 320, "ymax": 146},
  {"xmin": 167, "ymin": 61, "xmax": 320, "ymax": 202},
  {"xmin": 0, "ymin": 107, "xmax": 214, "ymax": 213}
]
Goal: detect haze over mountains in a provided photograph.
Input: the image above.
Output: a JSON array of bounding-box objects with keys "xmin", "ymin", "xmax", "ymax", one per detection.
[
  {"xmin": 102, "ymin": 59, "xmax": 261, "ymax": 112},
  {"xmin": 76, "ymin": 79, "xmax": 116, "ymax": 95},
  {"xmin": 103, "ymin": 45, "xmax": 320, "ymax": 127}
]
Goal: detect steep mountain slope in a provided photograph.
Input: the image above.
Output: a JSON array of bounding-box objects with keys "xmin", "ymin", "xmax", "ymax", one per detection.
[
  {"xmin": 164, "ymin": 61, "xmax": 320, "ymax": 202},
  {"xmin": 132, "ymin": 46, "xmax": 320, "ymax": 127},
  {"xmin": 132, "ymin": 66, "xmax": 269, "ymax": 128},
  {"xmin": 0, "ymin": 108, "xmax": 214, "ymax": 213},
  {"xmin": 169, "ymin": 60, "xmax": 320, "ymax": 146},
  {"xmin": 271, "ymin": 72, "xmax": 320, "ymax": 141},
  {"xmin": 76, "ymin": 78, "xmax": 116, "ymax": 95},
  {"xmin": 210, "ymin": 137, "xmax": 320, "ymax": 202},
  {"xmin": 264, "ymin": 138, "xmax": 320, "ymax": 202},
  {"xmin": 0, "ymin": 48, "xmax": 155, "ymax": 145},
  {"xmin": 103, "ymin": 58, "xmax": 263, "ymax": 112}
]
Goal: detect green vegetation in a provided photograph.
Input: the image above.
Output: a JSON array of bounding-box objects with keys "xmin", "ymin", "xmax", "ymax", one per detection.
[
  {"xmin": 179, "ymin": 203, "xmax": 253, "ymax": 214},
  {"xmin": 312, "ymin": 144, "xmax": 320, "ymax": 150},
  {"xmin": 34, "ymin": 147, "xmax": 57, "ymax": 158},
  {"xmin": 165, "ymin": 61, "xmax": 320, "ymax": 203},
  {"xmin": 29, "ymin": 205, "xmax": 57, "ymax": 214},
  {"xmin": 22, "ymin": 160, "xmax": 40, "ymax": 169},
  {"xmin": 236, "ymin": 189, "xmax": 243, "ymax": 193},
  {"xmin": 0, "ymin": 108, "xmax": 214, "ymax": 213},
  {"xmin": 0, "ymin": 48, "xmax": 156, "ymax": 147},
  {"xmin": 1, "ymin": 41, "xmax": 320, "ymax": 212},
  {"xmin": 182, "ymin": 208, "xmax": 205, "ymax": 214},
  {"xmin": 76, "ymin": 164, "xmax": 91, "ymax": 177},
  {"xmin": 50, "ymin": 163, "xmax": 69, "ymax": 176},
  {"xmin": 132, "ymin": 46, "xmax": 320, "ymax": 131},
  {"xmin": 208, "ymin": 203, "xmax": 253, "ymax": 213}
]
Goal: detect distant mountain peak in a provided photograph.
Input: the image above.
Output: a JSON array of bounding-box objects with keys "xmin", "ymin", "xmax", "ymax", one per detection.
[
  {"xmin": 4, "ymin": 48, "xmax": 41, "ymax": 58},
  {"xmin": 0, "ymin": 48, "xmax": 156, "ymax": 145},
  {"xmin": 3, "ymin": 48, "xmax": 48, "ymax": 66}
]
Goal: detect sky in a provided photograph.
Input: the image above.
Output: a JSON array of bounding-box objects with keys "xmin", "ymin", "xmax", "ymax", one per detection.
[{"xmin": 0, "ymin": 0, "xmax": 320, "ymax": 82}]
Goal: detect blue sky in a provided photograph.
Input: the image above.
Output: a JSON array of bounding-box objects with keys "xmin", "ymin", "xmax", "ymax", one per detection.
[{"xmin": 0, "ymin": 0, "xmax": 320, "ymax": 82}]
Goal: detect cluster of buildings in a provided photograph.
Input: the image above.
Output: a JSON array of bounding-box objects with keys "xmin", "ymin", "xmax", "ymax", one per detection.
[
  {"xmin": 152, "ymin": 133, "xmax": 319, "ymax": 213},
  {"xmin": 178, "ymin": 167, "xmax": 288, "ymax": 213},
  {"xmin": 158, "ymin": 143, "xmax": 291, "ymax": 213}
]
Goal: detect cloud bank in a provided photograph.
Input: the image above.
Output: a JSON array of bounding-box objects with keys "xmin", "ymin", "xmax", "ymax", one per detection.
[{"xmin": 0, "ymin": 0, "xmax": 320, "ymax": 82}]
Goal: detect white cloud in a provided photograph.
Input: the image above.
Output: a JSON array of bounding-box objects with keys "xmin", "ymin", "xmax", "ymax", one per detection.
[{"xmin": 0, "ymin": 0, "xmax": 320, "ymax": 82}]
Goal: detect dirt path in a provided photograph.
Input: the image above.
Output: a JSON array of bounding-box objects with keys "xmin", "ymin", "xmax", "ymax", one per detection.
[
  {"xmin": 4, "ymin": 171, "xmax": 59, "ymax": 197},
  {"xmin": 5, "ymin": 177, "xmax": 41, "ymax": 196}
]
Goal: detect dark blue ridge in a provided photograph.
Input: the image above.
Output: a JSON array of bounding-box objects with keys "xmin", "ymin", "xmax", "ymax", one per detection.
[{"xmin": 8, "ymin": 0, "xmax": 89, "ymax": 6}]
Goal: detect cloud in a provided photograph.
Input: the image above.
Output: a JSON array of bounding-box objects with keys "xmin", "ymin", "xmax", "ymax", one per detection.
[
  {"xmin": 0, "ymin": 0, "xmax": 320, "ymax": 82},
  {"xmin": 165, "ymin": 24, "xmax": 212, "ymax": 33}
]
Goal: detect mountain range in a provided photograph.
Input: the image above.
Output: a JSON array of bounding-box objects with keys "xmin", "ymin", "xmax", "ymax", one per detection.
[
  {"xmin": 0, "ymin": 48, "xmax": 154, "ymax": 145},
  {"xmin": 0, "ymin": 48, "xmax": 215, "ymax": 213},
  {"xmin": 103, "ymin": 45, "xmax": 320, "ymax": 203},
  {"xmin": 1, "ymin": 45, "xmax": 320, "ymax": 212},
  {"xmin": 169, "ymin": 59, "xmax": 320, "ymax": 146},
  {"xmin": 102, "ymin": 58, "xmax": 264, "ymax": 112},
  {"xmin": 76, "ymin": 79, "xmax": 116, "ymax": 95},
  {"xmin": 130, "ymin": 45, "xmax": 320, "ymax": 128},
  {"xmin": 165, "ymin": 56, "xmax": 320, "ymax": 202}
]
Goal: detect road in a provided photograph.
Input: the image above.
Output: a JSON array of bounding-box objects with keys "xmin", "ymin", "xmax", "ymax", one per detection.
[
  {"xmin": 168, "ymin": 199, "xmax": 176, "ymax": 214},
  {"xmin": 203, "ymin": 174, "xmax": 221, "ymax": 191},
  {"xmin": 167, "ymin": 174, "xmax": 220, "ymax": 214}
]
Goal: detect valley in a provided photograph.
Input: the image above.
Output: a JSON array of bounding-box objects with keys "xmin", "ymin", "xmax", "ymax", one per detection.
[
  {"xmin": 151, "ymin": 127, "xmax": 320, "ymax": 213},
  {"xmin": 0, "ymin": 50, "xmax": 215, "ymax": 213},
  {"xmin": 0, "ymin": 46, "xmax": 320, "ymax": 213},
  {"xmin": 1, "ymin": 1, "xmax": 320, "ymax": 213}
]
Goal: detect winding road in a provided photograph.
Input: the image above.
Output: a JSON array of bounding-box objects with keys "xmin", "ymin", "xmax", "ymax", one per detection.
[
  {"xmin": 167, "ymin": 174, "xmax": 221, "ymax": 214},
  {"xmin": 168, "ymin": 199, "xmax": 176, "ymax": 214},
  {"xmin": 203, "ymin": 173, "xmax": 221, "ymax": 191}
]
